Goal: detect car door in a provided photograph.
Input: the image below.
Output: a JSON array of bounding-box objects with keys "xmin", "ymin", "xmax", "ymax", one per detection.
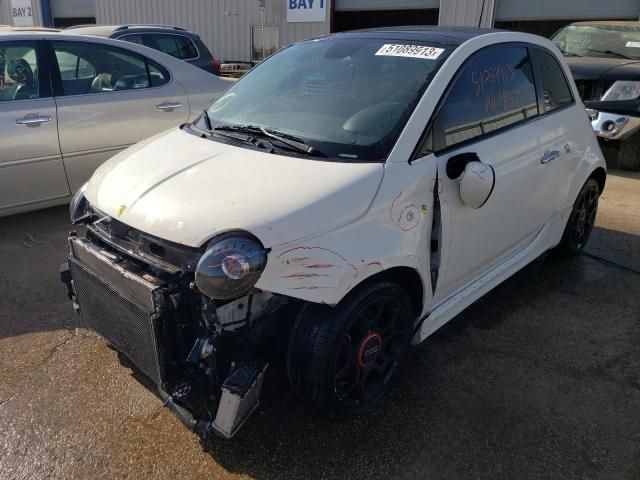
[
  {"xmin": 529, "ymin": 47, "xmax": 580, "ymax": 211},
  {"xmin": 0, "ymin": 40, "xmax": 69, "ymax": 215},
  {"xmin": 420, "ymin": 45, "xmax": 559, "ymax": 302},
  {"xmin": 48, "ymin": 39, "xmax": 189, "ymax": 192}
]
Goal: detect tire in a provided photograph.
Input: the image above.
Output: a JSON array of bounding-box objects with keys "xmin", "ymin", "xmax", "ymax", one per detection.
[
  {"xmin": 554, "ymin": 178, "xmax": 600, "ymax": 256},
  {"xmin": 287, "ymin": 280, "xmax": 414, "ymax": 417}
]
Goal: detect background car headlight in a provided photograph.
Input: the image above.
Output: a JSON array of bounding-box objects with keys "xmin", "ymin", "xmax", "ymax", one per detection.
[
  {"xmin": 195, "ymin": 234, "xmax": 267, "ymax": 300},
  {"xmin": 69, "ymin": 182, "xmax": 88, "ymax": 224},
  {"xmin": 601, "ymin": 81, "xmax": 640, "ymax": 101}
]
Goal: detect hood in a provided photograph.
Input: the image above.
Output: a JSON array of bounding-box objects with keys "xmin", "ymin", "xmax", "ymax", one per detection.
[
  {"xmin": 85, "ymin": 128, "xmax": 384, "ymax": 248},
  {"xmin": 565, "ymin": 56, "xmax": 640, "ymax": 81}
]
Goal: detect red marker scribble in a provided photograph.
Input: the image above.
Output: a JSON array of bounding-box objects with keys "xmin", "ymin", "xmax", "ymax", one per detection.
[
  {"xmin": 282, "ymin": 273, "xmax": 331, "ymax": 279},
  {"xmin": 367, "ymin": 261, "xmax": 382, "ymax": 267}
]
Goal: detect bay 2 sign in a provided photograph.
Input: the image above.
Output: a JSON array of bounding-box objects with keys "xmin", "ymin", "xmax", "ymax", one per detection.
[{"xmin": 287, "ymin": 0, "xmax": 326, "ymax": 23}]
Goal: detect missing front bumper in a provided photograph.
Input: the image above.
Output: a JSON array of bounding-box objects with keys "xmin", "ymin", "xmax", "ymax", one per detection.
[{"xmin": 61, "ymin": 233, "xmax": 269, "ymax": 439}]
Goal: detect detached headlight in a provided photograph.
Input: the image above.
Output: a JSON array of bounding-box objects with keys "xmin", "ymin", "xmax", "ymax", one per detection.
[
  {"xmin": 601, "ymin": 81, "xmax": 640, "ymax": 101},
  {"xmin": 195, "ymin": 234, "xmax": 267, "ymax": 300},
  {"xmin": 69, "ymin": 182, "xmax": 88, "ymax": 224}
]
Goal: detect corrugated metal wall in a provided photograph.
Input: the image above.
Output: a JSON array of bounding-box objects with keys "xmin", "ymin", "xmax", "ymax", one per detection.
[
  {"xmin": 96, "ymin": 0, "xmax": 331, "ymax": 63},
  {"xmin": 439, "ymin": 0, "xmax": 496, "ymax": 27},
  {"xmin": 0, "ymin": 0, "xmax": 43, "ymax": 26}
]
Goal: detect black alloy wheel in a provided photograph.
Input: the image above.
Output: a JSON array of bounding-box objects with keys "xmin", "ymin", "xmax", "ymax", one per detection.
[
  {"xmin": 287, "ymin": 281, "xmax": 414, "ymax": 417},
  {"xmin": 555, "ymin": 178, "xmax": 600, "ymax": 256}
]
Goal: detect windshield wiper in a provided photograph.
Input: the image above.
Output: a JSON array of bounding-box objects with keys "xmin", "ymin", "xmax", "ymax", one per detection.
[
  {"xmin": 587, "ymin": 48, "xmax": 634, "ymax": 60},
  {"xmin": 201, "ymin": 109, "xmax": 213, "ymax": 130},
  {"xmin": 213, "ymin": 125, "xmax": 324, "ymax": 156},
  {"xmin": 561, "ymin": 50, "xmax": 582, "ymax": 57}
]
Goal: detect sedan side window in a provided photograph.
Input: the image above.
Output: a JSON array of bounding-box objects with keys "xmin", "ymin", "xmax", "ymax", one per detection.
[
  {"xmin": 429, "ymin": 46, "xmax": 539, "ymax": 152},
  {"xmin": 0, "ymin": 43, "xmax": 39, "ymax": 102},
  {"xmin": 530, "ymin": 49, "xmax": 574, "ymax": 113},
  {"xmin": 51, "ymin": 41, "xmax": 170, "ymax": 96}
]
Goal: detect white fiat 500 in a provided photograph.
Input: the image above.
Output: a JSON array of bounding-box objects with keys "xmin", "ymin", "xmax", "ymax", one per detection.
[{"xmin": 63, "ymin": 27, "xmax": 606, "ymax": 438}]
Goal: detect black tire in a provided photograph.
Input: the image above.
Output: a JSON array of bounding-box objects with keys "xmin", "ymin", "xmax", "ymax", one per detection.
[
  {"xmin": 554, "ymin": 178, "xmax": 600, "ymax": 256},
  {"xmin": 287, "ymin": 280, "xmax": 414, "ymax": 417}
]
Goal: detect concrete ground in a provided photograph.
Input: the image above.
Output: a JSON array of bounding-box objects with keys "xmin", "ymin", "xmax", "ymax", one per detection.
[{"xmin": 0, "ymin": 172, "xmax": 638, "ymax": 480}]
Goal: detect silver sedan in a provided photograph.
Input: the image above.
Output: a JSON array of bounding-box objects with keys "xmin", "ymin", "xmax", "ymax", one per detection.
[{"xmin": 0, "ymin": 29, "xmax": 233, "ymax": 216}]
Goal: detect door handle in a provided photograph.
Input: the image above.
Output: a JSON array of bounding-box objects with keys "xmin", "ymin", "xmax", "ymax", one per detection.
[
  {"xmin": 156, "ymin": 102, "xmax": 182, "ymax": 111},
  {"xmin": 541, "ymin": 149, "xmax": 560, "ymax": 164},
  {"xmin": 16, "ymin": 115, "xmax": 52, "ymax": 126}
]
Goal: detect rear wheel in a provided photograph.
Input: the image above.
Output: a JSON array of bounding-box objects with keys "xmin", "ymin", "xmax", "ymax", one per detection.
[
  {"xmin": 287, "ymin": 281, "xmax": 414, "ymax": 417},
  {"xmin": 555, "ymin": 178, "xmax": 599, "ymax": 256}
]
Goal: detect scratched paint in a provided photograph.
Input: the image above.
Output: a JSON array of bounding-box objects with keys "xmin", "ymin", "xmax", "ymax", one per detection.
[
  {"xmin": 390, "ymin": 191, "xmax": 420, "ymax": 231},
  {"xmin": 275, "ymin": 246, "xmax": 359, "ymax": 291}
]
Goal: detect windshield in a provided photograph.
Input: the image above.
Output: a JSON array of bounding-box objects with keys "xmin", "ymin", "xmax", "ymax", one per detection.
[
  {"xmin": 201, "ymin": 37, "xmax": 452, "ymax": 161},
  {"xmin": 552, "ymin": 24, "xmax": 640, "ymax": 60}
]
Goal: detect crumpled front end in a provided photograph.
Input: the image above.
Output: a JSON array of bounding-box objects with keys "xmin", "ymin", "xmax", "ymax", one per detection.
[{"xmin": 61, "ymin": 214, "xmax": 293, "ymax": 438}]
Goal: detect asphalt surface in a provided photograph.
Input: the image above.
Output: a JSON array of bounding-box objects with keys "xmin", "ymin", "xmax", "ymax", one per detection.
[{"xmin": 0, "ymin": 171, "xmax": 639, "ymax": 480}]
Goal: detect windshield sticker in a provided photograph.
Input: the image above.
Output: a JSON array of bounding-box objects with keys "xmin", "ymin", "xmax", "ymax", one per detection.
[
  {"xmin": 626, "ymin": 41, "xmax": 640, "ymax": 48},
  {"xmin": 375, "ymin": 44, "xmax": 444, "ymax": 60}
]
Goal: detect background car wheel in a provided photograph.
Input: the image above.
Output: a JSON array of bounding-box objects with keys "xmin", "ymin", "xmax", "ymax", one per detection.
[
  {"xmin": 554, "ymin": 178, "xmax": 600, "ymax": 256},
  {"xmin": 287, "ymin": 281, "xmax": 414, "ymax": 417}
]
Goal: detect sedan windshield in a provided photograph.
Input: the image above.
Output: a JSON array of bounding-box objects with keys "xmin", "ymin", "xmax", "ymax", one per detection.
[
  {"xmin": 202, "ymin": 37, "xmax": 452, "ymax": 161},
  {"xmin": 552, "ymin": 24, "xmax": 640, "ymax": 60}
]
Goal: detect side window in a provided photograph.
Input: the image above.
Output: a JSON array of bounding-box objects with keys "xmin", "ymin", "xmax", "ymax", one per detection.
[
  {"xmin": 0, "ymin": 43, "xmax": 39, "ymax": 102},
  {"xmin": 431, "ymin": 46, "xmax": 539, "ymax": 152},
  {"xmin": 52, "ymin": 41, "xmax": 169, "ymax": 96},
  {"xmin": 145, "ymin": 34, "xmax": 198, "ymax": 60},
  {"xmin": 55, "ymin": 51, "xmax": 95, "ymax": 80},
  {"xmin": 120, "ymin": 34, "xmax": 145, "ymax": 46},
  {"xmin": 530, "ymin": 49, "xmax": 574, "ymax": 113}
]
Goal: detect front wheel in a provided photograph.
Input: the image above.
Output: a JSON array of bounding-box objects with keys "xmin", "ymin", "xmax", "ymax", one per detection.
[
  {"xmin": 287, "ymin": 281, "xmax": 414, "ymax": 417},
  {"xmin": 554, "ymin": 178, "xmax": 600, "ymax": 256}
]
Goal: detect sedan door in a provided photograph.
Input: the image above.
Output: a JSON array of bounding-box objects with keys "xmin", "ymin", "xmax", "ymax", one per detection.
[
  {"xmin": 48, "ymin": 39, "xmax": 189, "ymax": 192},
  {"xmin": 0, "ymin": 40, "xmax": 69, "ymax": 216},
  {"xmin": 424, "ymin": 45, "xmax": 559, "ymax": 302}
]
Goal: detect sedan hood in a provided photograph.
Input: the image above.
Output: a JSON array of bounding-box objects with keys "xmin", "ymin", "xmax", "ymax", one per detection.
[
  {"xmin": 565, "ymin": 56, "xmax": 640, "ymax": 81},
  {"xmin": 85, "ymin": 128, "xmax": 384, "ymax": 248}
]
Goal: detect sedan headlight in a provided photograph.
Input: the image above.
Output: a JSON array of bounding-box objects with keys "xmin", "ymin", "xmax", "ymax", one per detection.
[
  {"xmin": 195, "ymin": 234, "xmax": 267, "ymax": 300},
  {"xmin": 69, "ymin": 182, "xmax": 89, "ymax": 224},
  {"xmin": 601, "ymin": 81, "xmax": 640, "ymax": 101}
]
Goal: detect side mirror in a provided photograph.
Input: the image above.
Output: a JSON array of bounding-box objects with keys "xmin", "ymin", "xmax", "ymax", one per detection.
[{"xmin": 459, "ymin": 161, "xmax": 495, "ymax": 209}]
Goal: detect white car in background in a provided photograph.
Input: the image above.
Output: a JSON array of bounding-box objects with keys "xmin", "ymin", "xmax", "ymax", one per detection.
[
  {"xmin": 0, "ymin": 29, "xmax": 232, "ymax": 216},
  {"xmin": 62, "ymin": 28, "xmax": 606, "ymax": 438}
]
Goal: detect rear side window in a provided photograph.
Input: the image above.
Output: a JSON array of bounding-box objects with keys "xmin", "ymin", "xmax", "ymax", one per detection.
[
  {"xmin": 51, "ymin": 41, "xmax": 170, "ymax": 96},
  {"xmin": 144, "ymin": 34, "xmax": 198, "ymax": 60},
  {"xmin": 431, "ymin": 46, "xmax": 539, "ymax": 151},
  {"xmin": 530, "ymin": 49, "xmax": 574, "ymax": 113},
  {"xmin": 0, "ymin": 42, "xmax": 39, "ymax": 102}
]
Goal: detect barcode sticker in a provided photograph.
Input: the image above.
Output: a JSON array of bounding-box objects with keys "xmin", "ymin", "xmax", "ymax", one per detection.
[{"xmin": 375, "ymin": 44, "xmax": 444, "ymax": 60}]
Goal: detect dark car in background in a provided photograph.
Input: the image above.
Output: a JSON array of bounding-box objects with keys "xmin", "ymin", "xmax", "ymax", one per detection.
[
  {"xmin": 66, "ymin": 24, "xmax": 222, "ymax": 75},
  {"xmin": 552, "ymin": 21, "xmax": 640, "ymax": 170}
]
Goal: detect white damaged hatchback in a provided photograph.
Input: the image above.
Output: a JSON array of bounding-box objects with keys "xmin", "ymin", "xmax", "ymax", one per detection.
[{"xmin": 62, "ymin": 27, "xmax": 606, "ymax": 438}]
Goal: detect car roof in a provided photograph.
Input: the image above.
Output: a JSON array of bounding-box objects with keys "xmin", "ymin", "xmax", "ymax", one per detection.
[
  {"xmin": 327, "ymin": 26, "xmax": 505, "ymax": 46},
  {"xmin": 64, "ymin": 24, "xmax": 191, "ymax": 37}
]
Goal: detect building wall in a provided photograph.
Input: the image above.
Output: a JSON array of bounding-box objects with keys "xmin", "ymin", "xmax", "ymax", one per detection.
[
  {"xmin": 0, "ymin": 0, "xmax": 43, "ymax": 26},
  {"xmin": 96, "ymin": 0, "xmax": 331, "ymax": 63}
]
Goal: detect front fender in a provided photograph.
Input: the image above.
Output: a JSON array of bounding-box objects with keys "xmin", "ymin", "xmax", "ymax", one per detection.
[{"xmin": 255, "ymin": 159, "xmax": 437, "ymax": 314}]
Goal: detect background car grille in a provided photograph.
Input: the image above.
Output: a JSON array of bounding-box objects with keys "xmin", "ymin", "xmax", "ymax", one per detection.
[
  {"xmin": 574, "ymin": 79, "xmax": 615, "ymax": 101},
  {"xmin": 69, "ymin": 257, "xmax": 164, "ymax": 386}
]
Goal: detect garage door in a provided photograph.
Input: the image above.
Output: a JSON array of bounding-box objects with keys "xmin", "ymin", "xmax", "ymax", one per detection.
[
  {"xmin": 335, "ymin": 0, "xmax": 439, "ymax": 11},
  {"xmin": 52, "ymin": 0, "xmax": 96, "ymax": 18}
]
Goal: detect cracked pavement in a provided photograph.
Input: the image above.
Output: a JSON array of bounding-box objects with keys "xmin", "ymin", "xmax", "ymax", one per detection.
[{"xmin": 0, "ymin": 172, "xmax": 639, "ymax": 480}]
